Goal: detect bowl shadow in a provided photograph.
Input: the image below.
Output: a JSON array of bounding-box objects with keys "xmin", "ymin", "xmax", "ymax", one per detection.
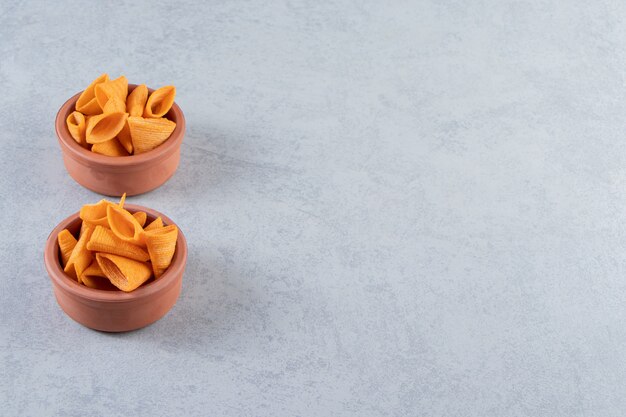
[
  {"xmin": 150, "ymin": 121, "xmax": 298, "ymax": 200},
  {"xmin": 98, "ymin": 244, "xmax": 263, "ymax": 351}
]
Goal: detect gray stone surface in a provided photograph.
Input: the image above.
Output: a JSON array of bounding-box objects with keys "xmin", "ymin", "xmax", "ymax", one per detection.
[{"xmin": 1, "ymin": 1, "xmax": 625, "ymax": 415}]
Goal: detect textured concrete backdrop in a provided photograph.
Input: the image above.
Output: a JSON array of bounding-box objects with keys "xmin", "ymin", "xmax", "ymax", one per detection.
[{"xmin": 1, "ymin": 1, "xmax": 626, "ymax": 416}]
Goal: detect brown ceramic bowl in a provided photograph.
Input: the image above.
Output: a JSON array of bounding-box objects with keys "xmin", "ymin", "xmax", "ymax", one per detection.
[
  {"xmin": 55, "ymin": 84, "xmax": 186, "ymax": 196},
  {"xmin": 43, "ymin": 204, "xmax": 188, "ymax": 332}
]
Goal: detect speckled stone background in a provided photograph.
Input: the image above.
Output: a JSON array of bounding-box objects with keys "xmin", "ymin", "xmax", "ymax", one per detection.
[{"xmin": 1, "ymin": 1, "xmax": 625, "ymax": 416}]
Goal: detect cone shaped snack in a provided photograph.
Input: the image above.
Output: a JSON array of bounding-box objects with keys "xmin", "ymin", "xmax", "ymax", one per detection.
[
  {"xmin": 80, "ymin": 220, "xmax": 98, "ymax": 237},
  {"xmin": 144, "ymin": 225, "xmax": 178, "ymax": 278},
  {"xmin": 143, "ymin": 86, "xmax": 176, "ymax": 118},
  {"xmin": 128, "ymin": 116, "xmax": 176, "ymax": 154},
  {"xmin": 87, "ymin": 225, "xmax": 149, "ymax": 262},
  {"xmin": 132, "ymin": 211, "xmax": 147, "ymax": 227},
  {"xmin": 57, "ymin": 229, "xmax": 77, "ymax": 267},
  {"xmin": 91, "ymin": 137, "xmax": 129, "ymax": 156},
  {"xmin": 81, "ymin": 260, "xmax": 105, "ymax": 279},
  {"xmin": 144, "ymin": 217, "xmax": 163, "ymax": 231},
  {"xmin": 64, "ymin": 224, "xmax": 95, "ymax": 282},
  {"xmin": 118, "ymin": 193, "xmax": 126, "ymax": 208},
  {"xmin": 80, "ymin": 199, "xmax": 115, "ymax": 227},
  {"xmin": 116, "ymin": 121, "xmax": 133, "ymax": 153},
  {"xmin": 126, "ymin": 84, "xmax": 148, "ymax": 117},
  {"xmin": 75, "ymin": 73, "xmax": 108, "ymax": 115},
  {"xmin": 103, "ymin": 96, "xmax": 126, "ymax": 114},
  {"xmin": 81, "ymin": 261, "xmax": 118, "ymax": 291},
  {"xmin": 107, "ymin": 204, "xmax": 144, "ymax": 245},
  {"xmin": 66, "ymin": 111, "xmax": 86, "ymax": 145},
  {"xmin": 96, "ymin": 253, "xmax": 152, "ymax": 292},
  {"xmin": 86, "ymin": 112, "xmax": 128, "ymax": 144},
  {"xmin": 94, "ymin": 75, "xmax": 128, "ymax": 109}
]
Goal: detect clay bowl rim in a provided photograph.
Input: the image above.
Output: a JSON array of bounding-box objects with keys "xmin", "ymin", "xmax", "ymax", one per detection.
[
  {"xmin": 55, "ymin": 83, "xmax": 186, "ymax": 168},
  {"xmin": 44, "ymin": 203, "xmax": 188, "ymax": 303}
]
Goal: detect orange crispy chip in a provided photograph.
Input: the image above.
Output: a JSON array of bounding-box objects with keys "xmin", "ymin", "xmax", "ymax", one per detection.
[
  {"xmin": 80, "ymin": 199, "xmax": 116, "ymax": 227},
  {"xmin": 57, "ymin": 229, "xmax": 77, "ymax": 267},
  {"xmin": 127, "ymin": 116, "xmax": 176, "ymax": 154},
  {"xmin": 107, "ymin": 204, "xmax": 144, "ymax": 245},
  {"xmin": 94, "ymin": 75, "xmax": 128, "ymax": 109},
  {"xmin": 86, "ymin": 112, "xmax": 128, "ymax": 144},
  {"xmin": 75, "ymin": 73, "xmax": 109, "ymax": 115},
  {"xmin": 81, "ymin": 261, "xmax": 118, "ymax": 291},
  {"xmin": 103, "ymin": 96, "xmax": 126, "ymax": 114},
  {"xmin": 80, "ymin": 220, "xmax": 98, "ymax": 238},
  {"xmin": 132, "ymin": 211, "xmax": 147, "ymax": 227},
  {"xmin": 64, "ymin": 223, "xmax": 95, "ymax": 283},
  {"xmin": 66, "ymin": 111, "xmax": 86, "ymax": 146},
  {"xmin": 116, "ymin": 121, "xmax": 133, "ymax": 153},
  {"xmin": 144, "ymin": 217, "xmax": 163, "ymax": 231},
  {"xmin": 96, "ymin": 253, "xmax": 152, "ymax": 292},
  {"xmin": 91, "ymin": 137, "xmax": 129, "ymax": 156},
  {"xmin": 87, "ymin": 225, "xmax": 149, "ymax": 262},
  {"xmin": 127, "ymin": 84, "xmax": 148, "ymax": 117},
  {"xmin": 143, "ymin": 86, "xmax": 176, "ymax": 118},
  {"xmin": 144, "ymin": 224, "xmax": 178, "ymax": 278},
  {"xmin": 118, "ymin": 192, "xmax": 126, "ymax": 208}
]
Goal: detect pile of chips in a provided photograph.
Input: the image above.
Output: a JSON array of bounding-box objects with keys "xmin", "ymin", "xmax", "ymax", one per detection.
[
  {"xmin": 66, "ymin": 74, "xmax": 177, "ymax": 156},
  {"xmin": 59, "ymin": 195, "xmax": 179, "ymax": 292}
]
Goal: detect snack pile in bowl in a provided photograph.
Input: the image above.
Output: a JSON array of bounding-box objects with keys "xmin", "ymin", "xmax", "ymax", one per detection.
[
  {"xmin": 58, "ymin": 194, "xmax": 179, "ymax": 292},
  {"xmin": 66, "ymin": 74, "xmax": 177, "ymax": 156}
]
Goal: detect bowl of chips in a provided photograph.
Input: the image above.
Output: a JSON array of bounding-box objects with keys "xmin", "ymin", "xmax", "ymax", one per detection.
[
  {"xmin": 43, "ymin": 199, "xmax": 188, "ymax": 332},
  {"xmin": 55, "ymin": 74, "xmax": 186, "ymax": 196}
]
